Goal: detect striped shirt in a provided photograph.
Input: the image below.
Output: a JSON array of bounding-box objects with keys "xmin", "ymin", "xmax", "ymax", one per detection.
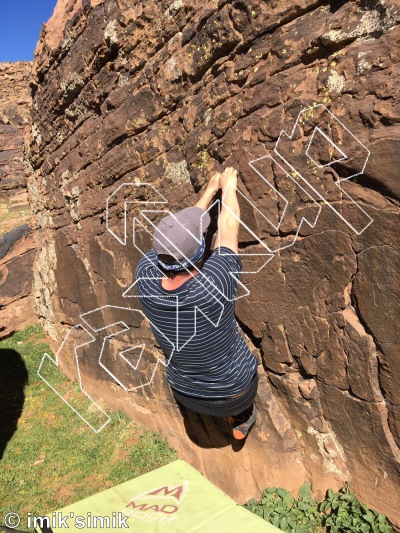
[{"xmin": 135, "ymin": 247, "xmax": 258, "ymax": 398}]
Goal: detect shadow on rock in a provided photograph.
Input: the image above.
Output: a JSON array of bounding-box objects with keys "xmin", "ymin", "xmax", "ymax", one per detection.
[
  {"xmin": 177, "ymin": 402, "xmax": 244, "ymax": 450},
  {"xmin": 0, "ymin": 348, "xmax": 28, "ymax": 460}
]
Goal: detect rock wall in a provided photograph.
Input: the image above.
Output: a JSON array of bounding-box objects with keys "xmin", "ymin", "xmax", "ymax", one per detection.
[
  {"xmin": 28, "ymin": 0, "xmax": 400, "ymax": 526},
  {"xmin": 0, "ymin": 62, "xmax": 37, "ymax": 338},
  {"xmin": 0, "ymin": 62, "xmax": 32, "ymax": 217}
]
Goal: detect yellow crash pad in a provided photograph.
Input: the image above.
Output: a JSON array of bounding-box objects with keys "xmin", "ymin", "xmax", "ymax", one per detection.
[{"xmin": 42, "ymin": 459, "xmax": 282, "ymax": 532}]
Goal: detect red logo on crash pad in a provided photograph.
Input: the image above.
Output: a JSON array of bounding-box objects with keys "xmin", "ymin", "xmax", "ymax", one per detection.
[{"xmin": 123, "ymin": 481, "xmax": 188, "ymax": 523}]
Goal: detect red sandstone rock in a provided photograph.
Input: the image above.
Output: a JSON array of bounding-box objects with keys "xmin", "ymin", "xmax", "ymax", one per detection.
[
  {"xmin": 28, "ymin": 0, "xmax": 400, "ymax": 527},
  {"xmin": 0, "ymin": 61, "xmax": 37, "ymax": 337},
  {"xmin": 0, "ymin": 62, "xmax": 32, "ymax": 204},
  {"xmin": 0, "ymin": 225, "xmax": 37, "ymax": 338},
  {"xmin": 0, "ymin": 62, "xmax": 32, "ymax": 236}
]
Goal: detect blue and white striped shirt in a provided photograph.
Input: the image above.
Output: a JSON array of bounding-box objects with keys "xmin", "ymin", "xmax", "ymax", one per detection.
[{"xmin": 135, "ymin": 247, "xmax": 258, "ymax": 398}]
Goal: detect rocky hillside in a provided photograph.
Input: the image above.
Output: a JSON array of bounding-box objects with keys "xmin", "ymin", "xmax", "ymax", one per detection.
[
  {"xmin": 28, "ymin": 0, "xmax": 400, "ymax": 526},
  {"xmin": 0, "ymin": 62, "xmax": 36, "ymax": 338}
]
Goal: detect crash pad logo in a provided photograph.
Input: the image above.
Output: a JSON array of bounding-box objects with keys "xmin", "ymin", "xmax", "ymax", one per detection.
[{"xmin": 122, "ymin": 481, "xmax": 189, "ymax": 523}]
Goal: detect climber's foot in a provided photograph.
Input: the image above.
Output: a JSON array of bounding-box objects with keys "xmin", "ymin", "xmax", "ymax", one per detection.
[{"xmin": 225, "ymin": 403, "xmax": 257, "ymax": 440}]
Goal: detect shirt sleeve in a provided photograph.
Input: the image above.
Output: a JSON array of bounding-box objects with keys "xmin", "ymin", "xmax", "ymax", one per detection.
[{"xmin": 200, "ymin": 246, "xmax": 242, "ymax": 300}]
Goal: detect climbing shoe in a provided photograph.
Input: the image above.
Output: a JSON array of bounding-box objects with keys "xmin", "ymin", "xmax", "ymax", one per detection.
[{"xmin": 225, "ymin": 403, "xmax": 258, "ymax": 440}]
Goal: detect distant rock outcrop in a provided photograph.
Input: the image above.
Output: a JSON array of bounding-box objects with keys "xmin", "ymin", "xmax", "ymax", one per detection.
[
  {"xmin": 0, "ymin": 63, "xmax": 31, "ymax": 215},
  {"xmin": 28, "ymin": 0, "xmax": 400, "ymax": 527},
  {"xmin": 0, "ymin": 62, "xmax": 36, "ymax": 338}
]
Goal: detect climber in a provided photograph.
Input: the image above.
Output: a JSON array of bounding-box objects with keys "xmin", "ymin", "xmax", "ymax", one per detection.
[{"xmin": 135, "ymin": 167, "xmax": 258, "ymax": 440}]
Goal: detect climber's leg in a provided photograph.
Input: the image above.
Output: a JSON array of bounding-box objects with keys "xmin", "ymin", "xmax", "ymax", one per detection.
[
  {"xmin": 171, "ymin": 373, "xmax": 257, "ymax": 412},
  {"xmin": 224, "ymin": 403, "xmax": 258, "ymax": 440}
]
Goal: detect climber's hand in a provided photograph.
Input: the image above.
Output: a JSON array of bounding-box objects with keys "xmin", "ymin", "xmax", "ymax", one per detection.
[
  {"xmin": 220, "ymin": 167, "xmax": 238, "ymax": 192},
  {"xmin": 206, "ymin": 172, "xmax": 221, "ymax": 195},
  {"xmin": 194, "ymin": 172, "xmax": 221, "ymax": 211}
]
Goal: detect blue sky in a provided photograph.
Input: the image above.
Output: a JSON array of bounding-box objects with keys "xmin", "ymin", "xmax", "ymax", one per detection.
[{"xmin": 0, "ymin": 0, "xmax": 57, "ymax": 62}]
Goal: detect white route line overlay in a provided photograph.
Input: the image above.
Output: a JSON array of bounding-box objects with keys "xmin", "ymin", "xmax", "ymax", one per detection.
[
  {"xmin": 37, "ymin": 325, "xmax": 111, "ymax": 433},
  {"xmin": 274, "ymin": 103, "xmax": 373, "ymax": 235},
  {"xmin": 131, "ymin": 205, "xmax": 274, "ymax": 302},
  {"xmin": 81, "ymin": 304, "xmax": 175, "ymax": 391},
  {"xmin": 38, "ymin": 103, "xmax": 373, "ymax": 431},
  {"xmin": 106, "ymin": 183, "xmax": 168, "ymax": 246}
]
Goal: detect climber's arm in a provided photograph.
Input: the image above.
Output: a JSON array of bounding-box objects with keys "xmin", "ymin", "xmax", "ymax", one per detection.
[
  {"xmin": 217, "ymin": 167, "xmax": 239, "ymax": 254},
  {"xmin": 194, "ymin": 172, "xmax": 221, "ymax": 211}
]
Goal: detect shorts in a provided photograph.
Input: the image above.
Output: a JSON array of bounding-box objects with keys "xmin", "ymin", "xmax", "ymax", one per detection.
[{"xmin": 171, "ymin": 372, "xmax": 259, "ymax": 417}]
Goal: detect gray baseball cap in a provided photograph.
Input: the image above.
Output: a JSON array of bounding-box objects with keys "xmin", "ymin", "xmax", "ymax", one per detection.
[{"xmin": 153, "ymin": 206, "xmax": 211, "ymax": 263}]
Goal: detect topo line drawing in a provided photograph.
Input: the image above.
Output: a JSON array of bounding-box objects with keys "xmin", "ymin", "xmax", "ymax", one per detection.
[{"xmin": 38, "ymin": 103, "xmax": 373, "ymax": 431}]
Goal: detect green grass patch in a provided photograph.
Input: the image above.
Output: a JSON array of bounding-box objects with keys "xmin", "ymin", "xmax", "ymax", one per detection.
[
  {"xmin": 244, "ymin": 482, "xmax": 393, "ymax": 533},
  {"xmin": 0, "ymin": 200, "xmax": 31, "ymax": 236},
  {"xmin": 0, "ymin": 324, "xmax": 177, "ymax": 530}
]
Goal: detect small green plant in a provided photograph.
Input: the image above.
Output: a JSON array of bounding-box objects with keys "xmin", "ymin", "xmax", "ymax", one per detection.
[
  {"xmin": 322, "ymin": 483, "xmax": 393, "ymax": 533},
  {"xmin": 245, "ymin": 482, "xmax": 323, "ymax": 532},
  {"xmin": 244, "ymin": 483, "xmax": 393, "ymax": 533}
]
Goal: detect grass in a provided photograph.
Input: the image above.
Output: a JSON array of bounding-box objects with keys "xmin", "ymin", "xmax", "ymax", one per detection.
[
  {"xmin": 0, "ymin": 200, "xmax": 31, "ymax": 236},
  {"xmin": 0, "ymin": 324, "xmax": 177, "ymax": 530}
]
